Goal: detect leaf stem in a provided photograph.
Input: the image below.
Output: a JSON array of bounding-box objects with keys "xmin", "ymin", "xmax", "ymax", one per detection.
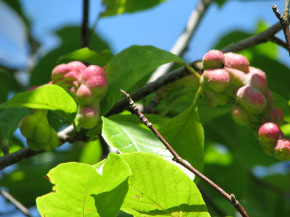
[
  {"xmin": 191, "ymin": 86, "xmax": 202, "ymax": 109},
  {"xmin": 120, "ymin": 89, "xmax": 250, "ymax": 217}
]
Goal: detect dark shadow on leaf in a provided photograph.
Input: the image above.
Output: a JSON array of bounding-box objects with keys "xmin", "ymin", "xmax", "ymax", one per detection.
[
  {"xmin": 134, "ymin": 203, "xmax": 208, "ymax": 215},
  {"xmin": 93, "ymin": 178, "xmax": 129, "ymax": 217}
]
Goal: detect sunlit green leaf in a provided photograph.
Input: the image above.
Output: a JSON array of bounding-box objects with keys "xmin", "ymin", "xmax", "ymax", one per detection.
[
  {"xmin": 37, "ymin": 153, "xmax": 131, "ymax": 217},
  {"xmin": 0, "ymin": 85, "xmax": 77, "ymax": 116},
  {"xmin": 121, "ymin": 153, "xmax": 210, "ymax": 217},
  {"xmin": 101, "ymin": 0, "xmax": 167, "ymax": 17}
]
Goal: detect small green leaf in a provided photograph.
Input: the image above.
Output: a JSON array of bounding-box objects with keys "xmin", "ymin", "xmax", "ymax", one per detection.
[
  {"xmin": 102, "ymin": 117, "xmax": 171, "ymax": 160},
  {"xmin": 37, "ymin": 153, "xmax": 131, "ymax": 217},
  {"xmin": 121, "ymin": 153, "xmax": 210, "ymax": 217},
  {"xmin": 0, "ymin": 108, "xmax": 30, "ymax": 144},
  {"xmin": 101, "ymin": 45, "xmax": 185, "ymax": 114},
  {"xmin": 58, "ymin": 48, "xmax": 113, "ymax": 67},
  {"xmin": 159, "ymin": 108, "xmax": 205, "ymax": 172},
  {"xmin": 0, "ymin": 85, "xmax": 77, "ymax": 115},
  {"xmin": 101, "ymin": 0, "xmax": 167, "ymax": 17}
]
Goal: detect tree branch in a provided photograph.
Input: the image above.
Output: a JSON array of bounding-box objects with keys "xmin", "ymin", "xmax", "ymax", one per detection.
[
  {"xmin": 272, "ymin": 4, "xmax": 290, "ymax": 55},
  {"xmin": 0, "ymin": 189, "xmax": 31, "ymax": 217},
  {"xmin": 270, "ymin": 36, "xmax": 289, "ymax": 50},
  {"xmin": 120, "ymin": 90, "xmax": 249, "ymax": 217},
  {"xmin": 0, "ymin": 125, "xmax": 74, "ymax": 170},
  {"xmin": 81, "ymin": 0, "xmax": 90, "ymax": 48},
  {"xmin": 148, "ymin": 0, "xmax": 212, "ymax": 82}
]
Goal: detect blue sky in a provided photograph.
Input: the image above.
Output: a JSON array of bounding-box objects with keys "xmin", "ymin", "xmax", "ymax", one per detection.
[{"xmin": 0, "ymin": 0, "xmax": 289, "ymax": 69}]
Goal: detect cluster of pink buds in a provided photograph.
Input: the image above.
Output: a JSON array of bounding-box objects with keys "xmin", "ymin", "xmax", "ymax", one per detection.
[
  {"xmin": 201, "ymin": 50, "xmax": 289, "ymax": 160},
  {"xmin": 51, "ymin": 61, "xmax": 108, "ymax": 129}
]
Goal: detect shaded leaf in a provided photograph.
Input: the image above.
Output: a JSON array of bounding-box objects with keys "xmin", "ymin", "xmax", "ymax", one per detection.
[
  {"xmin": 0, "ymin": 108, "xmax": 30, "ymax": 144},
  {"xmin": 101, "ymin": 45, "xmax": 185, "ymax": 114},
  {"xmin": 101, "ymin": 0, "xmax": 167, "ymax": 17},
  {"xmin": 58, "ymin": 48, "xmax": 113, "ymax": 67},
  {"xmin": 121, "ymin": 153, "xmax": 210, "ymax": 217},
  {"xmin": 159, "ymin": 108, "xmax": 205, "ymax": 171}
]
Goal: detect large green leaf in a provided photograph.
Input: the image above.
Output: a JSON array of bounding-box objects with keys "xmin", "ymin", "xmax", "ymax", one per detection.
[
  {"xmin": 0, "ymin": 85, "xmax": 77, "ymax": 116},
  {"xmin": 101, "ymin": 45, "xmax": 185, "ymax": 114},
  {"xmin": 102, "ymin": 117, "xmax": 171, "ymax": 160},
  {"xmin": 158, "ymin": 108, "xmax": 205, "ymax": 172},
  {"xmin": 121, "ymin": 153, "xmax": 210, "ymax": 217},
  {"xmin": 101, "ymin": 0, "xmax": 167, "ymax": 17},
  {"xmin": 0, "ymin": 108, "xmax": 30, "ymax": 144},
  {"xmin": 37, "ymin": 153, "xmax": 131, "ymax": 217},
  {"xmin": 58, "ymin": 47, "xmax": 113, "ymax": 67}
]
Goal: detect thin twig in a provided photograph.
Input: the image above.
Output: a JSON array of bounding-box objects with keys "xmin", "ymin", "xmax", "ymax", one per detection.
[
  {"xmin": 272, "ymin": 4, "xmax": 290, "ymax": 55},
  {"xmin": 270, "ymin": 36, "xmax": 289, "ymax": 50},
  {"xmin": 81, "ymin": 0, "xmax": 90, "ymax": 48},
  {"xmin": 148, "ymin": 0, "xmax": 212, "ymax": 83},
  {"xmin": 0, "ymin": 189, "xmax": 32, "ymax": 217},
  {"xmin": 120, "ymin": 89, "xmax": 249, "ymax": 217}
]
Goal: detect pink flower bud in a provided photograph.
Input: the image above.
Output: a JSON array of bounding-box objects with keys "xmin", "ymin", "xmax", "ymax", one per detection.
[
  {"xmin": 232, "ymin": 105, "xmax": 250, "ymax": 126},
  {"xmin": 236, "ymin": 85, "xmax": 266, "ymax": 114},
  {"xmin": 266, "ymin": 107, "xmax": 284, "ymax": 126},
  {"xmin": 77, "ymin": 106, "xmax": 100, "ymax": 129},
  {"xmin": 224, "ymin": 52, "xmax": 249, "ymax": 73},
  {"xmin": 202, "ymin": 69, "xmax": 230, "ymax": 93},
  {"xmin": 246, "ymin": 67, "xmax": 267, "ymax": 94},
  {"xmin": 202, "ymin": 50, "xmax": 224, "ymax": 69},
  {"xmin": 274, "ymin": 139, "xmax": 290, "ymax": 161},
  {"xmin": 224, "ymin": 67, "xmax": 246, "ymax": 87},
  {"xmin": 259, "ymin": 122, "xmax": 283, "ymax": 155},
  {"xmin": 51, "ymin": 61, "xmax": 86, "ymax": 89}
]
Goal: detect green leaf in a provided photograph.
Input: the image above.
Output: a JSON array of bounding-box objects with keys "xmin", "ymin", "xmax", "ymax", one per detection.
[
  {"xmin": 158, "ymin": 108, "xmax": 205, "ymax": 171},
  {"xmin": 0, "ymin": 108, "xmax": 30, "ymax": 143},
  {"xmin": 37, "ymin": 153, "xmax": 131, "ymax": 217},
  {"xmin": 79, "ymin": 140, "xmax": 102, "ymax": 164},
  {"xmin": 102, "ymin": 117, "xmax": 171, "ymax": 160},
  {"xmin": 121, "ymin": 153, "xmax": 210, "ymax": 217},
  {"xmin": 101, "ymin": 0, "xmax": 167, "ymax": 17},
  {"xmin": 101, "ymin": 45, "xmax": 185, "ymax": 114},
  {"xmin": 0, "ymin": 85, "xmax": 77, "ymax": 116},
  {"xmin": 58, "ymin": 47, "xmax": 113, "ymax": 67}
]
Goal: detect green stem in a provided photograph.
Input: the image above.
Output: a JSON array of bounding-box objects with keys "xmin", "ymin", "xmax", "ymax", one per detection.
[
  {"xmin": 191, "ymin": 86, "xmax": 203, "ymax": 109},
  {"xmin": 185, "ymin": 64, "xmax": 200, "ymax": 80}
]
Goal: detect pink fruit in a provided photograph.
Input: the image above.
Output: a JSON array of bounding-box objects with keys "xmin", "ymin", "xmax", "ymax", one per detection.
[
  {"xmin": 77, "ymin": 106, "xmax": 100, "ymax": 129},
  {"xmin": 258, "ymin": 122, "xmax": 283, "ymax": 155},
  {"xmin": 236, "ymin": 85, "xmax": 266, "ymax": 114},
  {"xmin": 231, "ymin": 105, "xmax": 250, "ymax": 126},
  {"xmin": 202, "ymin": 50, "xmax": 224, "ymax": 69},
  {"xmin": 202, "ymin": 69, "xmax": 230, "ymax": 93},
  {"xmin": 274, "ymin": 139, "xmax": 290, "ymax": 161},
  {"xmin": 246, "ymin": 67, "xmax": 267, "ymax": 93},
  {"xmin": 224, "ymin": 52, "xmax": 249, "ymax": 73},
  {"xmin": 266, "ymin": 107, "xmax": 284, "ymax": 126},
  {"xmin": 224, "ymin": 67, "xmax": 246, "ymax": 87}
]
